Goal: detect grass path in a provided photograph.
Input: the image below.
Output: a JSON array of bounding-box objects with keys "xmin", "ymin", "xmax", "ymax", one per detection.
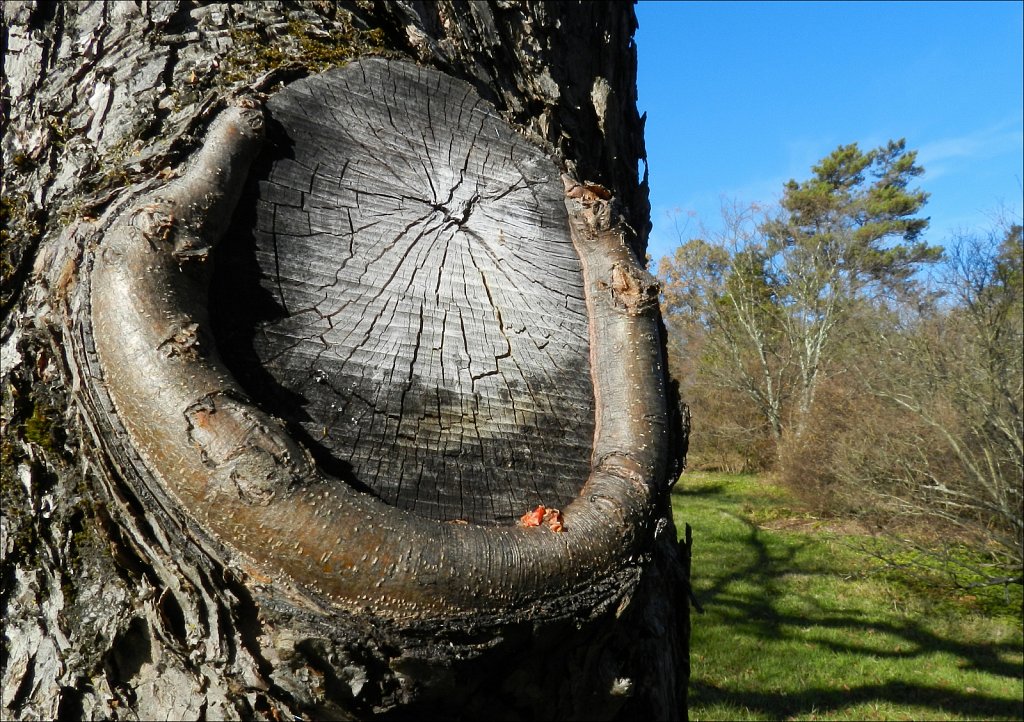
[{"xmin": 672, "ymin": 472, "xmax": 1024, "ymax": 721}]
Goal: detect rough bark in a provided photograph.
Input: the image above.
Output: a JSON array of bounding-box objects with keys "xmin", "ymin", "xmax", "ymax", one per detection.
[{"xmin": 1, "ymin": 2, "xmax": 689, "ymax": 720}]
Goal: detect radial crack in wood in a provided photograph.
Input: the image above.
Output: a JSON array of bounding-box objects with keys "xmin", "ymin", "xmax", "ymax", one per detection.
[{"xmin": 213, "ymin": 58, "xmax": 594, "ymax": 526}]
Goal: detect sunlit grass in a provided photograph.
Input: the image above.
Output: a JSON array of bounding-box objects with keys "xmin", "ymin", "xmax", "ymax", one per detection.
[{"xmin": 673, "ymin": 472, "xmax": 1024, "ymax": 721}]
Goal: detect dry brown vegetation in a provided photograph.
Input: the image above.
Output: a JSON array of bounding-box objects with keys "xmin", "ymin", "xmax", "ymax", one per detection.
[{"xmin": 658, "ymin": 145, "xmax": 1022, "ymax": 590}]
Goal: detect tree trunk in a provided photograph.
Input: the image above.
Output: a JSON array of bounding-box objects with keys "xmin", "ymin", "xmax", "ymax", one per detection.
[{"xmin": 1, "ymin": 2, "xmax": 689, "ymax": 719}]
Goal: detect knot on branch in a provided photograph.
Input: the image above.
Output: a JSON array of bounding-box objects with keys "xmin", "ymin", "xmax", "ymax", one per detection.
[
  {"xmin": 561, "ymin": 174, "xmax": 618, "ymax": 233},
  {"xmin": 608, "ymin": 262, "xmax": 660, "ymax": 316},
  {"xmin": 184, "ymin": 392, "xmax": 311, "ymax": 505},
  {"xmin": 130, "ymin": 200, "xmax": 176, "ymax": 245},
  {"xmin": 158, "ymin": 322, "xmax": 204, "ymax": 360}
]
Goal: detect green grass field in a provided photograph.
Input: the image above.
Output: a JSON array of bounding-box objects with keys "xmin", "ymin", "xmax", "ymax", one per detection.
[{"xmin": 672, "ymin": 472, "xmax": 1024, "ymax": 721}]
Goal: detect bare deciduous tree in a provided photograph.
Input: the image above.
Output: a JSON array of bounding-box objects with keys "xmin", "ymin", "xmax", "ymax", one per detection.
[
  {"xmin": 852, "ymin": 221, "xmax": 1023, "ymax": 586},
  {"xmin": 658, "ymin": 142, "xmax": 938, "ymax": 467}
]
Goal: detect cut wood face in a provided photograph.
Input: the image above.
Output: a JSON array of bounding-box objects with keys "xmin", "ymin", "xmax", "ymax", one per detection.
[
  {"xmin": 213, "ymin": 58, "xmax": 594, "ymax": 525},
  {"xmin": 89, "ymin": 59, "xmax": 666, "ymax": 618}
]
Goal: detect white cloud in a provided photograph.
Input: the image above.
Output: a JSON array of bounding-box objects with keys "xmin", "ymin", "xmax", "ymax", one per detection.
[{"xmin": 918, "ymin": 117, "xmax": 1024, "ymax": 181}]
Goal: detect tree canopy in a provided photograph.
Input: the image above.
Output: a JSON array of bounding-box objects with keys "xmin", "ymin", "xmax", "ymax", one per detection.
[{"xmin": 658, "ymin": 139, "xmax": 940, "ymax": 445}]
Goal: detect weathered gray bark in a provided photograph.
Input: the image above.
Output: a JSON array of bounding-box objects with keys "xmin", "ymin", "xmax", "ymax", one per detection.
[{"xmin": 2, "ymin": 2, "xmax": 689, "ymax": 720}]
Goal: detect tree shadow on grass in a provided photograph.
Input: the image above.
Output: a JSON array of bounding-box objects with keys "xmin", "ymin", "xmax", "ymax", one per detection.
[
  {"xmin": 674, "ymin": 482, "xmax": 729, "ymax": 498},
  {"xmin": 687, "ymin": 509, "xmax": 1024, "ymax": 720},
  {"xmin": 691, "ymin": 679, "xmax": 1023, "ymax": 720}
]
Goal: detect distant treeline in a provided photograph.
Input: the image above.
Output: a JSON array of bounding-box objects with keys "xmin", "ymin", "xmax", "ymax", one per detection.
[{"xmin": 657, "ymin": 140, "xmax": 1023, "ymax": 589}]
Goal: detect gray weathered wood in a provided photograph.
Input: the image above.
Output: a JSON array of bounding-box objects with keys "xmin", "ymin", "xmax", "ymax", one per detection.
[{"xmin": 214, "ymin": 59, "xmax": 594, "ymax": 524}]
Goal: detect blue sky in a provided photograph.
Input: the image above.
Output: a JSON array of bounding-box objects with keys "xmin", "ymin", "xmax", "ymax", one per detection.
[{"xmin": 635, "ymin": 1, "xmax": 1024, "ymax": 262}]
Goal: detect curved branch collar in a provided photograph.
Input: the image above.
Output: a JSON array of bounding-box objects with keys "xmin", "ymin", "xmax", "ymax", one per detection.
[{"xmin": 90, "ymin": 69, "xmax": 668, "ymax": 620}]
